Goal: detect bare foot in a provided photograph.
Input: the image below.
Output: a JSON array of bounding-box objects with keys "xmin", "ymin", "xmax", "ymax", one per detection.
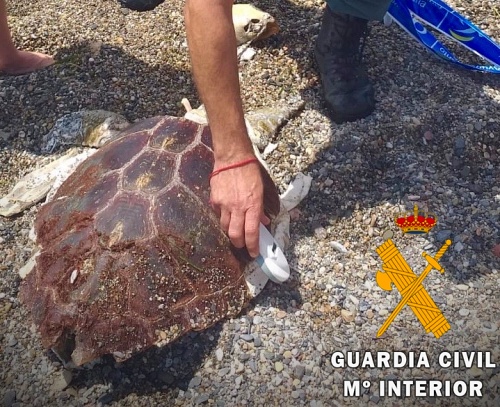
[{"xmin": 0, "ymin": 50, "xmax": 54, "ymax": 75}]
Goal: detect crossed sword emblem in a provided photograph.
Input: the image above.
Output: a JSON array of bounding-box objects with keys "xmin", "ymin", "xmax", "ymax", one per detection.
[{"xmin": 375, "ymin": 239, "xmax": 452, "ymax": 338}]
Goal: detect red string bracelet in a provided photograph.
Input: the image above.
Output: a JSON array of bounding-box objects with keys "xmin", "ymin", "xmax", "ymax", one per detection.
[{"xmin": 210, "ymin": 157, "xmax": 259, "ymax": 180}]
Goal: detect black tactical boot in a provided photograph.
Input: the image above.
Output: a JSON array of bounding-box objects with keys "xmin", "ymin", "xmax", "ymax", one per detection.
[
  {"xmin": 315, "ymin": 6, "xmax": 375, "ymax": 123},
  {"xmin": 118, "ymin": 0, "xmax": 165, "ymax": 12}
]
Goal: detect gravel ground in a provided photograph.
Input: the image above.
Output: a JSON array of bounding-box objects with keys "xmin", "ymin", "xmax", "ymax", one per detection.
[{"xmin": 1, "ymin": 0, "xmax": 499, "ymax": 406}]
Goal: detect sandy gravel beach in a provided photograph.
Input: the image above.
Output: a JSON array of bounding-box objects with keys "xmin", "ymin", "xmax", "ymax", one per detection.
[{"xmin": 0, "ymin": 1, "xmax": 499, "ymax": 406}]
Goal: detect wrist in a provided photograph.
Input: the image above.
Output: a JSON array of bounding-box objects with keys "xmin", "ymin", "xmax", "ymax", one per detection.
[
  {"xmin": 212, "ymin": 130, "xmax": 255, "ymax": 165},
  {"xmin": 210, "ymin": 157, "xmax": 260, "ymax": 179}
]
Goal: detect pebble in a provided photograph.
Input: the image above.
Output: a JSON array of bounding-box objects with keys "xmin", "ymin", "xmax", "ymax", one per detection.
[
  {"xmin": 314, "ymin": 227, "xmax": 327, "ymax": 239},
  {"xmin": 7, "ymin": 337, "xmax": 18, "ymax": 347},
  {"xmin": 467, "ymin": 367, "xmax": 483, "ymax": 377},
  {"xmin": 454, "ymin": 137, "xmax": 466, "ymax": 155},
  {"xmin": 436, "ymin": 230, "xmax": 452, "ymax": 242},
  {"xmin": 294, "ymin": 365, "xmax": 305, "ymax": 379},
  {"xmin": 341, "ymin": 309, "xmax": 355, "ymax": 323},
  {"xmin": 51, "ymin": 370, "xmax": 73, "ymax": 392},
  {"xmin": 158, "ymin": 372, "xmax": 175, "ymax": 385},
  {"xmin": 195, "ymin": 394, "xmax": 210, "ymax": 404},
  {"xmin": 97, "ymin": 393, "xmax": 114, "ymax": 405},
  {"xmin": 382, "ymin": 230, "xmax": 394, "ymax": 240},
  {"xmin": 3, "ymin": 390, "xmax": 16, "ymax": 407},
  {"xmin": 330, "ymin": 241, "xmax": 348, "ymax": 253},
  {"xmin": 276, "ymin": 310, "xmax": 287, "ymax": 319},
  {"xmin": 459, "ymin": 308, "xmax": 470, "ymax": 316},
  {"xmin": 189, "ymin": 376, "xmax": 202, "ymax": 388},
  {"xmin": 218, "ymin": 368, "xmax": 230, "ymax": 377},
  {"xmin": 456, "ymin": 284, "xmax": 469, "ymax": 291},
  {"xmin": 275, "ymin": 362, "xmax": 284, "ymax": 373},
  {"xmin": 215, "ymin": 348, "xmax": 224, "ymax": 361},
  {"xmin": 240, "ymin": 334, "xmax": 254, "ymax": 342}
]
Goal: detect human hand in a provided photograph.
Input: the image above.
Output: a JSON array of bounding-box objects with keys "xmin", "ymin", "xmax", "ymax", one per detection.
[{"xmin": 210, "ymin": 159, "xmax": 270, "ymax": 258}]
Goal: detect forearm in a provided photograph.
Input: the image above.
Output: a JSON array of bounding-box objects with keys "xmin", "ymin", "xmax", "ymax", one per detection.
[{"xmin": 184, "ymin": 0, "xmax": 254, "ymax": 164}]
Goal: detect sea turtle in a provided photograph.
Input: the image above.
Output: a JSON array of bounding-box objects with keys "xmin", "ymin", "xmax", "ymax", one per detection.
[{"xmin": 17, "ymin": 101, "xmax": 307, "ymax": 367}]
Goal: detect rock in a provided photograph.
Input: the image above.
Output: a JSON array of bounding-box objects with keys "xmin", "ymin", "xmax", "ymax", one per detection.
[
  {"xmin": 454, "ymin": 137, "xmax": 466, "ymax": 155},
  {"xmin": 341, "ymin": 309, "xmax": 355, "ymax": 323},
  {"xmin": 3, "ymin": 390, "xmax": 16, "ymax": 407},
  {"xmin": 436, "ymin": 230, "xmax": 452, "ymax": 242},
  {"xmin": 467, "ymin": 366, "xmax": 483, "ymax": 377},
  {"xmin": 51, "ymin": 370, "xmax": 73, "ymax": 392},
  {"xmin": 215, "ymin": 348, "xmax": 224, "ymax": 362},
  {"xmin": 218, "ymin": 368, "xmax": 230, "ymax": 377},
  {"xmin": 195, "ymin": 394, "xmax": 209, "ymax": 404},
  {"xmin": 240, "ymin": 334, "xmax": 254, "ymax": 342},
  {"xmin": 7, "ymin": 337, "xmax": 17, "ymax": 347},
  {"xmin": 276, "ymin": 310, "xmax": 287, "ymax": 319},
  {"xmin": 293, "ymin": 365, "xmax": 305, "ymax": 379},
  {"xmin": 456, "ymin": 284, "xmax": 469, "ymax": 291},
  {"xmin": 330, "ymin": 241, "xmax": 348, "ymax": 253},
  {"xmin": 382, "ymin": 230, "xmax": 394, "ymax": 240},
  {"xmin": 97, "ymin": 393, "xmax": 114, "ymax": 405},
  {"xmin": 158, "ymin": 372, "xmax": 175, "ymax": 385},
  {"xmin": 189, "ymin": 376, "xmax": 202, "ymax": 388},
  {"xmin": 314, "ymin": 227, "xmax": 327, "ymax": 240},
  {"xmin": 275, "ymin": 361, "xmax": 284, "ymax": 372},
  {"xmin": 302, "ymin": 302, "xmax": 313, "ymax": 312},
  {"xmin": 459, "ymin": 308, "xmax": 470, "ymax": 316}
]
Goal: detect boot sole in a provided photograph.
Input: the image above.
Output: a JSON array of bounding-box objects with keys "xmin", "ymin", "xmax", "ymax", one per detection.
[{"xmin": 325, "ymin": 101, "xmax": 375, "ymax": 124}]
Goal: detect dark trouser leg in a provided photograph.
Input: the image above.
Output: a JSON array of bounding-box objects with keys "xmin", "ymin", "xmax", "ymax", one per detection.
[
  {"xmin": 326, "ymin": 0, "xmax": 392, "ymax": 21},
  {"xmin": 315, "ymin": 1, "xmax": 392, "ymax": 123}
]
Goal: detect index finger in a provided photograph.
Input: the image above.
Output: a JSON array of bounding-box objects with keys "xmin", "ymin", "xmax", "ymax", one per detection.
[{"xmin": 244, "ymin": 208, "xmax": 261, "ymax": 258}]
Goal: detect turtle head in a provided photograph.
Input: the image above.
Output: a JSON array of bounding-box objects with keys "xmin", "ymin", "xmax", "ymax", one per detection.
[{"xmin": 232, "ymin": 4, "xmax": 279, "ymax": 46}]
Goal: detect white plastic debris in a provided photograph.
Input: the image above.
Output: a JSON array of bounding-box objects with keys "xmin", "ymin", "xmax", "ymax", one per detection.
[
  {"xmin": 280, "ymin": 172, "xmax": 313, "ymax": 211},
  {"xmin": 19, "ymin": 253, "xmax": 38, "ymax": 279},
  {"xmin": 0, "ymin": 149, "xmax": 94, "ymax": 217},
  {"xmin": 262, "ymin": 142, "xmax": 278, "ymax": 158},
  {"xmin": 240, "ymin": 47, "xmax": 257, "ymax": 61}
]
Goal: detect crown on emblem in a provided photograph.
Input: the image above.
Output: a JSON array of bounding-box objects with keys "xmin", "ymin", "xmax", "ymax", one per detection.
[{"xmin": 395, "ymin": 204, "xmax": 437, "ymax": 234}]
